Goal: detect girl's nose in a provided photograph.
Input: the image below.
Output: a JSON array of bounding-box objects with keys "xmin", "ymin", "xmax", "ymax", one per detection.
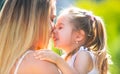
[{"xmin": 52, "ymin": 26, "xmax": 57, "ymax": 39}]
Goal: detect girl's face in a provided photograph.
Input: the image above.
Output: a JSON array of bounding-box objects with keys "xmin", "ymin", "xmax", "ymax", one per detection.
[{"xmin": 53, "ymin": 15, "xmax": 74, "ymax": 50}]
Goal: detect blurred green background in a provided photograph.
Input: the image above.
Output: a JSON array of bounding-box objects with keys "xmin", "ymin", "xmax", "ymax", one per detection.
[{"xmin": 0, "ymin": 0, "xmax": 120, "ymax": 74}]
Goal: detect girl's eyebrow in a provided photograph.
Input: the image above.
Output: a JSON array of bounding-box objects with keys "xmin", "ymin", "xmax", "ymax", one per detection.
[
  {"xmin": 55, "ymin": 23, "xmax": 63, "ymax": 28},
  {"xmin": 57, "ymin": 22, "xmax": 64, "ymax": 26}
]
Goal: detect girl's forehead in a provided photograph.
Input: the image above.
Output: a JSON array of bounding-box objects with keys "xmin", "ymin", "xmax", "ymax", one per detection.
[
  {"xmin": 57, "ymin": 15, "xmax": 69, "ymax": 22},
  {"xmin": 57, "ymin": 15, "xmax": 72, "ymax": 26}
]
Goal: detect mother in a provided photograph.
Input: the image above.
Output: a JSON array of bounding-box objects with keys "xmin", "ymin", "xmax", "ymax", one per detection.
[{"xmin": 0, "ymin": 0, "xmax": 59, "ymax": 74}]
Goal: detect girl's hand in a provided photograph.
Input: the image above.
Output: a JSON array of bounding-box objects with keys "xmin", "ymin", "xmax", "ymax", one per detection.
[
  {"xmin": 34, "ymin": 50, "xmax": 78, "ymax": 74},
  {"xmin": 34, "ymin": 50, "xmax": 61, "ymax": 64}
]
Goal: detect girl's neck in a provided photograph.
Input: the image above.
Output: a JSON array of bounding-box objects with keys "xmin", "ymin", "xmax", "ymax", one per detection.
[
  {"xmin": 64, "ymin": 47, "xmax": 75, "ymax": 54},
  {"xmin": 64, "ymin": 47, "xmax": 80, "ymax": 61}
]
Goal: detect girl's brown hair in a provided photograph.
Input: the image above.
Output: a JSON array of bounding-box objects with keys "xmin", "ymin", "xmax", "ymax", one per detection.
[{"xmin": 62, "ymin": 7, "xmax": 108, "ymax": 74}]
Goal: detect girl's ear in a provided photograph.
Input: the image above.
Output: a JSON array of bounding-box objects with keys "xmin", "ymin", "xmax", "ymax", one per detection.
[{"xmin": 75, "ymin": 30, "xmax": 85, "ymax": 42}]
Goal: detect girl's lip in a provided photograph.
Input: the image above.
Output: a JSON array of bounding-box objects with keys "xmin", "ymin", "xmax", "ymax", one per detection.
[
  {"xmin": 53, "ymin": 38, "xmax": 57, "ymax": 41},
  {"xmin": 53, "ymin": 36, "xmax": 58, "ymax": 41}
]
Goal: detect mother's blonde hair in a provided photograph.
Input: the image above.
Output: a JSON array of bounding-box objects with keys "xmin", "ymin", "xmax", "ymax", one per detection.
[{"xmin": 0, "ymin": 0, "xmax": 52, "ymax": 73}]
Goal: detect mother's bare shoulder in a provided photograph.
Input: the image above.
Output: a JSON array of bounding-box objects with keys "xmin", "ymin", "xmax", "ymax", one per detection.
[{"xmin": 18, "ymin": 51, "xmax": 60, "ymax": 74}]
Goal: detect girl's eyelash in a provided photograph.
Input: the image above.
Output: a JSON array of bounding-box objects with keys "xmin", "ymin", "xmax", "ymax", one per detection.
[{"xmin": 58, "ymin": 26, "xmax": 62, "ymax": 29}]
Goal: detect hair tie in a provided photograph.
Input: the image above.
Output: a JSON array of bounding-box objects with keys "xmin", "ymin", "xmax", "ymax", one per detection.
[{"xmin": 85, "ymin": 12, "xmax": 95, "ymax": 21}]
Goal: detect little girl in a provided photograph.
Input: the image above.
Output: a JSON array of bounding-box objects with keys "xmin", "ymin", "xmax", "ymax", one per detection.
[{"xmin": 35, "ymin": 7, "xmax": 108, "ymax": 74}]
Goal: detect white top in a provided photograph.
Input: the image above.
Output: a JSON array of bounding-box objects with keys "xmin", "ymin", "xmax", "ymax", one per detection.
[
  {"xmin": 67, "ymin": 46, "xmax": 99, "ymax": 74},
  {"xmin": 14, "ymin": 50, "xmax": 33, "ymax": 74}
]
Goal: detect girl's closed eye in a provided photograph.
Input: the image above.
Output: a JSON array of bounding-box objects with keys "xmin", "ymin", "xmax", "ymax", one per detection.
[
  {"xmin": 57, "ymin": 23, "xmax": 64, "ymax": 30},
  {"xmin": 58, "ymin": 26, "xmax": 63, "ymax": 30}
]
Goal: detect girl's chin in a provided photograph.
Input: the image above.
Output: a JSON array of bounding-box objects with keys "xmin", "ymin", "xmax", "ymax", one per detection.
[
  {"xmin": 55, "ymin": 45, "xmax": 64, "ymax": 49},
  {"xmin": 54, "ymin": 44, "xmax": 59, "ymax": 48}
]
